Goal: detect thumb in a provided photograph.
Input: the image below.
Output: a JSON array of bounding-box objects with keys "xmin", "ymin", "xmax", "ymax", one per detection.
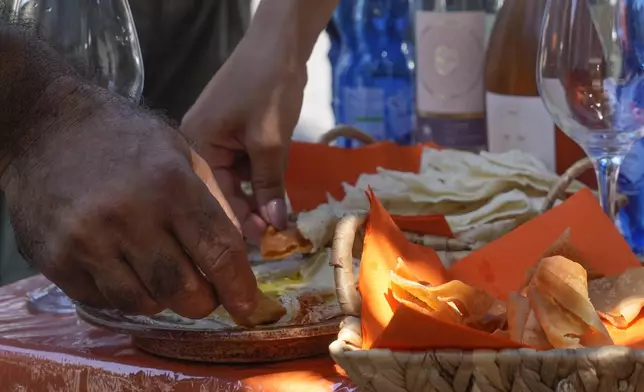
[
  {"xmin": 248, "ymin": 144, "xmax": 288, "ymax": 231},
  {"xmin": 189, "ymin": 148, "xmax": 242, "ymax": 233}
]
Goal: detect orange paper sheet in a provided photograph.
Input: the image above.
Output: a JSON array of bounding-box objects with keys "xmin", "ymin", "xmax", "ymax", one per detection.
[
  {"xmin": 360, "ymin": 188, "xmax": 644, "ymax": 350},
  {"xmin": 392, "ymin": 215, "xmax": 454, "ymax": 238},
  {"xmin": 285, "ymin": 141, "xmax": 453, "ymax": 237}
]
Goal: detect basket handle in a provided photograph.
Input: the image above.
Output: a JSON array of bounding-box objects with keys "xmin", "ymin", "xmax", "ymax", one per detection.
[
  {"xmin": 541, "ymin": 157, "xmax": 627, "ymax": 212},
  {"xmin": 318, "ymin": 125, "xmax": 375, "ymax": 146},
  {"xmin": 330, "ymin": 213, "xmax": 366, "ymax": 317}
]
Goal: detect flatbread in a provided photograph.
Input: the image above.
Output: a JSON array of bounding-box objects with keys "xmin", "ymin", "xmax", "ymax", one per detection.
[
  {"xmin": 539, "ymin": 228, "xmax": 604, "ymax": 280},
  {"xmin": 231, "ymin": 289, "xmax": 287, "ymax": 327},
  {"xmin": 295, "ymin": 148, "xmax": 583, "ymax": 251},
  {"xmin": 507, "ymin": 292, "xmax": 531, "ymax": 343},
  {"xmin": 525, "ymin": 256, "xmax": 612, "ymax": 348},
  {"xmin": 389, "ymin": 259, "xmax": 504, "ymax": 330},
  {"xmin": 589, "ymin": 267, "xmax": 644, "ymax": 328},
  {"xmin": 260, "ymin": 226, "xmax": 313, "ymax": 260},
  {"xmin": 389, "ymin": 268, "xmax": 462, "ymax": 324}
]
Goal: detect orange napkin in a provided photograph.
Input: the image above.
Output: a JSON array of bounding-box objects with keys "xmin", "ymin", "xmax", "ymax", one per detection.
[
  {"xmin": 360, "ymin": 188, "xmax": 644, "ymax": 350},
  {"xmin": 392, "ymin": 215, "xmax": 454, "ymax": 238},
  {"xmin": 285, "ymin": 141, "xmax": 453, "ymax": 238}
]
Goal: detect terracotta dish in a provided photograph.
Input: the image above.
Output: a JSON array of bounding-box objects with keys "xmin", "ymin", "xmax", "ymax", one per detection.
[
  {"xmin": 75, "ymin": 251, "xmax": 350, "ymax": 363},
  {"xmin": 77, "ymin": 305, "xmax": 341, "ymax": 363}
]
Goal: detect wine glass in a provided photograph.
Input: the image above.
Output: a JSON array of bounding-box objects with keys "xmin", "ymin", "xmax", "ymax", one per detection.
[
  {"xmin": 538, "ymin": 0, "xmax": 644, "ymax": 219},
  {"xmin": 11, "ymin": 0, "xmax": 144, "ymax": 314}
]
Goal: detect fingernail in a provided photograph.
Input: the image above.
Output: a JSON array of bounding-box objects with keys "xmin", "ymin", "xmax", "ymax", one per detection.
[{"xmin": 266, "ymin": 198, "xmax": 287, "ymax": 230}]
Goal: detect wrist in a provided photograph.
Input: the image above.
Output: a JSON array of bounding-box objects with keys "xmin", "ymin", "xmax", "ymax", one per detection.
[
  {"xmin": 247, "ymin": 0, "xmax": 338, "ymax": 71},
  {"xmin": 0, "ymin": 24, "xmax": 90, "ymax": 186}
]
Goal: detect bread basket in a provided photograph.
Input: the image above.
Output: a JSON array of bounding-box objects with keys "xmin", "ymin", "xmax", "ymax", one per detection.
[{"xmin": 322, "ymin": 126, "xmax": 638, "ymax": 392}]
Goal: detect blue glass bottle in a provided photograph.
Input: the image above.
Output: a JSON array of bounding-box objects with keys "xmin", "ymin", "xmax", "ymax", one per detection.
[
  {"xmin": 346, "ymin": 0, "xmax": 389, "ymax": 142},
  {"xmin": 387, "ymin": 0, "xmax": 416, "ymax": 144},
  {"xmin": 326, "ymin": 20, "xmax": 341, "ymax": 107},
  {"xmin": 345, "ymin": 0, "xmax": 415, "ymax": 144},
  {"xmin": 613, "ymin": 0, "xmax": 644, "ymax": 257},
  {"xmin": 332, "ymin": 0, "xmax": 361, "ymax": 147},
  {"xmin": 619, "ymin": 141, "xmax": 644, "ymax": 256}
]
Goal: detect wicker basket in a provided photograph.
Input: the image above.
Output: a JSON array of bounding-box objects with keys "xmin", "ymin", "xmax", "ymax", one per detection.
[{"xmin": 321, "ymin": 126, "xmax": 637, "ymax": 392}]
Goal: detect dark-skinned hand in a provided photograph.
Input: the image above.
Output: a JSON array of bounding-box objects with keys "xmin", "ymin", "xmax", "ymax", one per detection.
[{"xmin": 1, "ymin": 86, "xmax": 259, "ymax": 319}]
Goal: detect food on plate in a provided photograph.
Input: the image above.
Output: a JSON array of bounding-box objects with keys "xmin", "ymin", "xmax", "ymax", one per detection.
[
  {"xmin": 231, "ymin": 289, "xmax": 287, "ymax": 327},
  {"xmin": 260, "ymin": 225, "xmax": 313, "ymax": 261},
  {"xmin": 146, "ymin": 250, "xmax": 359, "ymax": 329},
  {"xmin": 589, "ymin": 267, "xmax": 644, "ymax": 328}
]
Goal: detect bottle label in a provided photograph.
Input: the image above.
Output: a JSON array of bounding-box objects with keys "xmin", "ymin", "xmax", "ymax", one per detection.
[
  {"xmin": 342, "ymin": 86, "xmax": 386, "ymax": 140},
  {"xmin": 414, "ymin": 11, "xmax": 487, "ymax": 149},
  {"xmin": 416, "ymin": 116, "xmax": 486, "ymax": 149},
  {"xmin": 486, "ymin": 92, "xmax": 556, "ymax": 172}
]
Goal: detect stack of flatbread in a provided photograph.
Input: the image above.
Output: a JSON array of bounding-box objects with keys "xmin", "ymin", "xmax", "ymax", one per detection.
[{"xmin": 294, "ymin": 148, "xmax": 585, "ymax": 256}]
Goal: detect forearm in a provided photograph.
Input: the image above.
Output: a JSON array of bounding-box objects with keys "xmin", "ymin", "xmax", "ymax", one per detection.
[
  {"xmin": 0, "ymin": 23, "xmax": 86, "ymax": 183},
  {"xmin": 247, "ymin": 0, "xmax": 339, "ymax": 70}
]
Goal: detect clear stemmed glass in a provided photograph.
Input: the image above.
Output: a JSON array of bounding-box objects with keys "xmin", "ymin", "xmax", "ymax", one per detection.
[
  {"xmin": 11, "ymin": 0, "xmax": 144, "ymax": 314},
  {"xmin": 538, "ymin": 0, "xmax": 644, "ymax": 219}
]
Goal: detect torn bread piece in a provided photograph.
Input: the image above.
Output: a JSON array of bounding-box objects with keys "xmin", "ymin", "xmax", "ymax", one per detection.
[
  {"xmin": 539, "ymin": 228, "xmax": 605, "ymax": 280},
  {"xmin": 519, "ymin": 228, "xmax": 604, "ymax": 295},
  {"xmin": 389, "ymin": 259, "xmax": 505, "ymax": 330},
  {"xmin": 589, "ymin": 267, "xmax": 644, "ymax": 328},
  {"xmin": 507, "ymin": 292, "xmax": 532, "ymax": 344},
  {"xmin": 389, "ymin": 268, "xmax": 462, "ymax": 324},
  {"xmin": 231, "ymin": 289, "xmax": 287, "ymax": 327},
  {"xmin": 260, "ymin": 226, "xmax": 314, "ymax": 261},
  {"xmin": 521, "ymin": 308, "xmax": 552, "ymax": 349},
  {"xmin": 526, "ymin": 256, "xmax": 612, "ymax": 348}
]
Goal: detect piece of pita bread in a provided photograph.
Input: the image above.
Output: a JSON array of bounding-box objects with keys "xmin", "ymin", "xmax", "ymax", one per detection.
[
  {"xmin": 231, "ymin": 289, "xmax": 287, "ymax": 327},
  {"xmin": 507, "ymin": 292, "xmax": 532, "ymax": 343},
  {"xmin": 389, "ymin": 269, "xmax": 462, "ymax": 325},
  {"xmin": 519, "ymin": 229, "xmax": 604, "ymax": 296},
  {"xmin": 423, "ymin": 280, "xmax": 503, "ymax": 327},
  {"xmin": 539, "ymin": 228, "xmax": 604, "ymax": 280},
  {"xmin": 260, "ymin": 226, "xmax": 313, "ymax": 261},
  {"xmin": 527, "ymin": 256, "xmax": 612, "ymax": 348},
  {"xmin": 521, "ymin": 308, "xmax": 552, "ymax": 349},
  {"xmin": 589, "ymin": 267, "xmax": 644, "ymax": 328},
  {"xmin": 389, "ymin": 259, "xmax": 505, "ymax": 330}
]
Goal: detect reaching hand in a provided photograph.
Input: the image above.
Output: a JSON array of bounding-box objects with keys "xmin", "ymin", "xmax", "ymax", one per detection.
[
  {"xmin": 181, "ymin": 33, "xmax": 308, "ymax": 245},
  {"xmin": 2, "ymin": 86, "xmax": 259, "ymax": 320}
]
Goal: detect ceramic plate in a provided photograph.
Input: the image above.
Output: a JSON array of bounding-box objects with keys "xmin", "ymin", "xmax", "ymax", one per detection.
[
  {"xmin": 75, "ymin": 251, "xmax": 354, "ymax": 363},
  {"xmin": 76, "ymin": 305, "xmax": 341, "ymax": 363}
]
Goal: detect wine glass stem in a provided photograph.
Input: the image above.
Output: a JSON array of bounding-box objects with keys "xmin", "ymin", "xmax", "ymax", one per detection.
[{"xmin": 591, "ymin": 155, "xmax": 624, "ymax": 220}]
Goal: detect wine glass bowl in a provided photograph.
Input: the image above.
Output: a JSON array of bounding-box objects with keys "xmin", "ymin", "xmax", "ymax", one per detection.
[
  {"xmin": 538, "ymin": 0, "xmax": 644, "ymax": 219},
  {"xmin": 10, "ymin": 0, "xmax": 144, "ymax": 314},
  {"xmin": 11, "ymin": 0, "xmax": 144, "ymax": 100}
]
